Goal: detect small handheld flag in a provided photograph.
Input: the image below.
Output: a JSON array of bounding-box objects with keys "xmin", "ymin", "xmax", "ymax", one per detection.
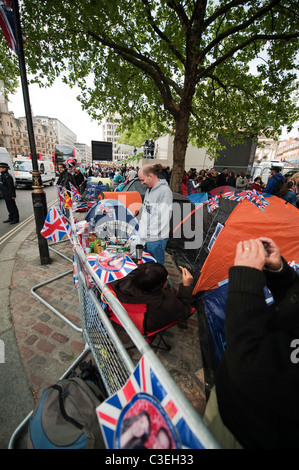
[{"xmin": 40, "ymin": 206, "xmax": 72, "ymax": 242}]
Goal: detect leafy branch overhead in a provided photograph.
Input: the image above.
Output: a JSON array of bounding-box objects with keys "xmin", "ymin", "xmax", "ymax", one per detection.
[{"xmin": 5, "ymin": 0, "xmax": 299, "ymax": 190}]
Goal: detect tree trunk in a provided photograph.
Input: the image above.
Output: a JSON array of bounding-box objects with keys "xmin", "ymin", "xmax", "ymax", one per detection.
[{"xmin": 170, "ymin": 110, "xmax": 190, "ymax": 193}]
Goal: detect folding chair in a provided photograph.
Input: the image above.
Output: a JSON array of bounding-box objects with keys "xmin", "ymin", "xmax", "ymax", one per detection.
[{"xmin": 103, "ymin": 284, "xmax": 195, "ymax": 351}]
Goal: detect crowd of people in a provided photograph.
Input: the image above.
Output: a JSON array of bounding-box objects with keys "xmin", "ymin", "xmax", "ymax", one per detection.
[{"xmin": 179, "ymin": 166, "xmax": 299, "ymax": 207}]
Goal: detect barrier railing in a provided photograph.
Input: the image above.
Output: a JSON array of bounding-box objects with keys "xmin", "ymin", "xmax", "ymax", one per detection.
[{"xmin": 70, "ymin": 210, "xmax": 221, "ymax": 449}]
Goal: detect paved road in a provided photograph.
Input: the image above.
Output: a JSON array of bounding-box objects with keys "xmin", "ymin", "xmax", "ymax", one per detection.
[{"xmin": 0, "ymin": 185, "xmax": 57, "ymax": 252}]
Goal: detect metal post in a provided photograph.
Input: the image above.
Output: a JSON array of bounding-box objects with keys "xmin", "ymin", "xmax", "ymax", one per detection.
[{"xmin": 12, "ymin": 0, "xmax": 51, "ymax": 265}]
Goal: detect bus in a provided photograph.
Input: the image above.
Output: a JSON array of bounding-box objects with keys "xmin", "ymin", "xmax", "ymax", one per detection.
[{"xmin": 54, "ymin": 144, "xmax": 76, "ymax": 169}]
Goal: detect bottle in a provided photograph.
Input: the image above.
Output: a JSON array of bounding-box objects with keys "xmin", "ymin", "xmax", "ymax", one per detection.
[{"xmin": 88, "ymin": 218, "xmax": 96, "ymax": 245}]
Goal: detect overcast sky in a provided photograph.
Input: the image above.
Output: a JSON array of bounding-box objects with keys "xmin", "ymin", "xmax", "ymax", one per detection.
[{"xmin": 8, "ymin": 79, "xmax": 103, "ymax": 146}]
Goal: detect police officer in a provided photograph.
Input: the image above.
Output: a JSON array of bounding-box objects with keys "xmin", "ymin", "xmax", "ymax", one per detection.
[{"xmin": 0, "ymin": 162, "xmax": 19, "ymax": 224}]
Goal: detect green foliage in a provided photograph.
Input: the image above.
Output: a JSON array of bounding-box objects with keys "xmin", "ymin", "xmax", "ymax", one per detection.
[
  {"xmin": 0, "ymin": 36, "xmax": 19, "ymax": 99},
  {"xmin": 13, "ymin": 0, "xmax": 299, "ymax": 187}
]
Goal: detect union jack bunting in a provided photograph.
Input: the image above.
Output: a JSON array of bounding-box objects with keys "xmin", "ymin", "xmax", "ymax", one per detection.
[
  {"xmin": 40, "ymin": 206, "xmax": 72, "ymax": 242},
  {"xmin": 0, "ymin": 0, "xmax": 17, "ymax": 53},
  {"xmin": 96, "ymin": 355, "xmax": 205, "ymax": 449},
  {"xmin": 222, "ymin": 190, "xmax": 269, "ymax": 211},
  {"xmin": 86, "ymin": 251, "xmax": 137, "ymax": 284},
  {"xmin": 69, "ymin": 183, "xmax": 81, "ymax": 202}
]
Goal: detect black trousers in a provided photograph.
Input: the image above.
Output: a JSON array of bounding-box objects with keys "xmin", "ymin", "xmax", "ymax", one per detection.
[{"xmin": 4, "ymin": 197, "xmax": 19, "ymax": 221}]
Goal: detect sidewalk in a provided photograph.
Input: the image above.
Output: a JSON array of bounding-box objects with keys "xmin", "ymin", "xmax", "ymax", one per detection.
[{"xmin": 0, "ymin": 224, "xmax": 206, "ymax": 449}]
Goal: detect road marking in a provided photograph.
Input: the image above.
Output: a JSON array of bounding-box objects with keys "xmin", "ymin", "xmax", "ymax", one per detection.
[{"xmin": 0, "ymin": 199, "xmax": 57, "ymax": 246}]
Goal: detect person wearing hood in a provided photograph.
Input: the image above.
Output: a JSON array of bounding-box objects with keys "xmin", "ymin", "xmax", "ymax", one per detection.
[
  {"xmin": 112, "ymin": 262, "xmax": 193, "ymax": 332},
  {"xmin": 0, "ymin": 162, "xmax": 19, "ymax": 224},
  {"xmin": 138, "ymin": 164, "xmax": 173, "ymax": 265}
]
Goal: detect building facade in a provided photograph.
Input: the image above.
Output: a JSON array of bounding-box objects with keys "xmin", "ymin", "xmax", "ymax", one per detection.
[
  {"xmin": 0, "ymin": 100, "xmax": 79, "ymax": 161},
  {"xmin": 101, "ymin": 115, "xmax": 122, "ymax": 161},
  {"xmin": 74, "ymin": 142, "xmax": 92, "ymax": 166}
]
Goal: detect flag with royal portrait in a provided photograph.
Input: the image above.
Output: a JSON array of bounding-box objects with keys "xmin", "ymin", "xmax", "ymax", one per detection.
[{"xmin": 96, "ymin": 355, "xmax": 209, "ymax": 449}]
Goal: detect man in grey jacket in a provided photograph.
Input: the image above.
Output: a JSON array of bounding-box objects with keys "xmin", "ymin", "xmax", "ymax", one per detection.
[{"xmin": 138, "ymin": 164, "xmax": 173, "ymax": 264}]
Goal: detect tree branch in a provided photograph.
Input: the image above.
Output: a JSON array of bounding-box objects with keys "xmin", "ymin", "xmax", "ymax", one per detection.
[
  {"xmin": 141, "ymin": 0, "xmax": 186, "ymax": 66},
  {"xmin": 201, "ymin": 0, "xmax": 282, "ymax": 60},
  {"xmin": 86, "ymin": 28, "xmax": 182, "ymax": 116},
  {"xmin": 198, "ymin": 32, "xmax": 299, "ymax": 79}
]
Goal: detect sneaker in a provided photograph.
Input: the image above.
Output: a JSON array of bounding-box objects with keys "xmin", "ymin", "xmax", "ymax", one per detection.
[{"xmin": 10, "ymin": 219, "xmax": 19, "ymax": 224}]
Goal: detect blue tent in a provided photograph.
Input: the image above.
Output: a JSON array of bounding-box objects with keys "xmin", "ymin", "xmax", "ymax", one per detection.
[
  {"xmin": 85, "ymin": 199, "xmax": 139, "ymax": 239},
  {"xmin": 187, "ymin": 193, "xmax": 208, "ymax": 205}
]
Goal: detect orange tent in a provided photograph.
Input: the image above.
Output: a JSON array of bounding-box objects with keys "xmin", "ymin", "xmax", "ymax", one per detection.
[
  {"xmin": 193, "ymin": 197, "xmax": 299, "ymax": 295},
  {"xmin": 102, "ymin": 191, "xmax": 142, "ymax": 216}
]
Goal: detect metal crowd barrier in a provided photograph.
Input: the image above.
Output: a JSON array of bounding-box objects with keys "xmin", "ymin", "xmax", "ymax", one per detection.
[{"xmin": 9, "ymin": 207, "xmax": 220, "ymax": 449}]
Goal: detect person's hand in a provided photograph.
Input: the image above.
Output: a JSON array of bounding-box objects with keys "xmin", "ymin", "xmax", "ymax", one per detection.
[
  {"xmin": 234, "ymin": 239, "xmax": 267, "ymax": 271},
  {"xmin": 179, "ymin": 266, "xmax": 193, "ymax": 286},
  {"xmin": 258, "ymin": 237, "xmax": 282, "ymax": 271}
]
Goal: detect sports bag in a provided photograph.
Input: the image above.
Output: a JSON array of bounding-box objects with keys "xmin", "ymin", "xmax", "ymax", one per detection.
[{"xmin": 27, "ymin": 376, "xmax": 106, "ymax": 449}]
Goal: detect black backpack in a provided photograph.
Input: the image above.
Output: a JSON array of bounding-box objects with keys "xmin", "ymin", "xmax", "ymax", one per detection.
[
  {"xmin": 272, "ymin": 174, "xmax": 284, "ymax": 196},
  {"xmin": 27, "ymin": 362, "xmax": 107, "ymax": 449}
]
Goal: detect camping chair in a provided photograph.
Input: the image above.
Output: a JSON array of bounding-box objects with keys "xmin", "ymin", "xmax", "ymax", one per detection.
[{"xmin": 102, "ymin": 284, "xmax": 195, "ymax": 351}]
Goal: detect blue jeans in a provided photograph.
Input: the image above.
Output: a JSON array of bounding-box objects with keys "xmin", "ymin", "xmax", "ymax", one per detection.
[{"xmin": 145, "ymin": 239, "xmax": 168, "ymax": 265}]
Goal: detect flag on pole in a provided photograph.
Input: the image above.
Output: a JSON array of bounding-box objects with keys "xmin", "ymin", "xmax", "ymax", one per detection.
[
  {"xmin": 40, "ymin": 206, "xmax": 72, "ymax": 242},
  {"xmin": 64, "ymin": 190, "xmax": 72, "ymax": 209},
  {"xmin": 0, "ymin": 0, "xmax": 18, "ymax": 53},
  {"xmin": 55, "ymin": 184, "xmax": 66, "ymax": 215},
  {"xmin": 69, "ymin": 183, "xmax": 81, "ymax": 202}
]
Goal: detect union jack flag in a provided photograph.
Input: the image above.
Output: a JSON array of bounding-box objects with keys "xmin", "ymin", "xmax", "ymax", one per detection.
[
  {"xmin": 137, "ymin": 251, "xmax": 156, "ymax": 264},
  {"xmin": 55, "ymin": 184, "xmax": 66, "ymax": 215},
  {"xmin": 87, "ymin": 251, "xmax": 137, "ymax": 284},
  {"xmin": 69, "ymin": 183, "xmax": 81, "ymax": 202},
  {"xmin": 0, "ymin": 0, "xmax": 17, "ymax": 53},
  {"xmin": 40, "ymin": 207, "xmax": 72, "ymax": 242},
  {"xmin": 96, "ymin": 355, "xmax": 206, "ymax": 449},
  {"xmin": 207, "ymin": 195, "xmax": 220, "ymax": 213}
]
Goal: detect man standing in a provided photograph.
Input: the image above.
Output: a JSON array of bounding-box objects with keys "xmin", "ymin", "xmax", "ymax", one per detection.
[
  {"xmin": 0, "ymin": 162, "xmax": 19, "ymax": 224},
  {"xmin": 263, "ymin": 166, "xmax": 284, "ymax": 195},
  {"xmin": 216, "ymin": 168, "xmax": 228, "ymax": 187},
  {"xmin": 57, "ymin": 162, "xmax": 76, "ymax": 191},
  {"xmin": 138, "ymin": 164, "xmax": 173, "ymax": 265}
]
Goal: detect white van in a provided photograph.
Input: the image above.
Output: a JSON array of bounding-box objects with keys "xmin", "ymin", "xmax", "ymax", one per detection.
[
  {"xmin": 250, "ymin": 161, "xmax": 284, "ymax": 185},
  {"xmin": 0, "ymin": 148, "xmax": 16, "ymax": 198},
  {"xmin": 13, "ymin": 159, "xmax": 56, "ymax": 188}
]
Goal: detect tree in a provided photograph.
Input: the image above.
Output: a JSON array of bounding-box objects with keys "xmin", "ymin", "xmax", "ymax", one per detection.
[
  {"xmin": 0, "ymin": 35, "xmax": 19, "ymax": 99},
  {"xmin": 18, "ymin": 0, "xmax": 299, "ymax": 191}
]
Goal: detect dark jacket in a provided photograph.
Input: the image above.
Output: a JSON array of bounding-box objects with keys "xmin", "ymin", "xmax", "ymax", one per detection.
[
  {"xmin": 263, "ymin": 172, "xmax": 284, "ymax": 195},
  {"xmin": 0, "ymin": 169, "xmax": 16, "ymax": 198},
  {"xmin": 215, "ymin": 259, "xmax": 299, "ymax": 448},
  {"xmin": 201, "ymin": 175, "xmax": 216, "ymax": 193},
  {"xmin": 57, "ymin": 169, "xmax": 75, "ymax": 191},
  {"xmin": 111, "ymin": 273, "xmax": 193, "ymax": 332},
  {"xmin": 73, "ymin": 171, "xmax": 85, "ymax": 189}
]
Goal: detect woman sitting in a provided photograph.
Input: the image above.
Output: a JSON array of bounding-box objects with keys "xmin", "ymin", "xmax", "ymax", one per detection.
[{"xmin": 111, "ymin": 263, "xmax": 194, "ymax": 332}]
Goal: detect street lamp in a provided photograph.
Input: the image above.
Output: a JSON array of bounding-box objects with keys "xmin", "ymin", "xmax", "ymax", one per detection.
[{"xmin": 12, "ymin": 0, "xmax": 50, "ymax": 265}]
